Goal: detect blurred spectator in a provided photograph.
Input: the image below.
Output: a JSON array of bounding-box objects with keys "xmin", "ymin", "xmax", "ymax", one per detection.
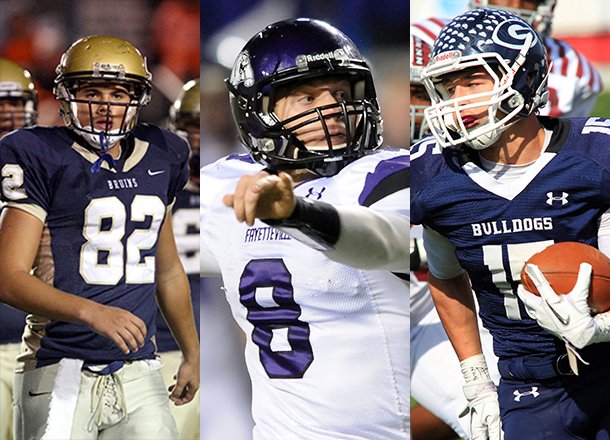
[
  {"xmin": 151, "ymin": 0, "xmax": 201, "ymax": 81},
  {"xmin": 200, "ymin": 63, "xmax": 243, "ymax": 165}
]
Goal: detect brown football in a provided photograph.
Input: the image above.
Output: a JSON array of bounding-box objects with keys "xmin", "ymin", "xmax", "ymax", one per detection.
[{"xmin": 520, "ymin": 242, "xmax": 610, "ymax": 314}]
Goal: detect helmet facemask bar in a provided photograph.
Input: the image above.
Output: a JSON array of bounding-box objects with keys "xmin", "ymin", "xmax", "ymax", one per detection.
[
  {"xmin": 410, "ymin": 103, "xmax": 430, "ymax": 144},
  {"xmin": 56, "ymin": 78, "xmax": 150, "ymax": 149},
  {"xmin": 422, "ymin": 31, "xmax": 534, "ymax": 150},
  {"xmin": 0, "ymin": 91, "xmax": 38, "ymax": 135},
  {"xmin": 0, "ymin": 98, "xmax": 37, "ymax": 135},
  {"xmin": 258, "ymin": 97, "xmax": 376, "ymax": 175},
  {"xmin": 245, "ymin": 70, "xmax": 380, "ymax": 175}
]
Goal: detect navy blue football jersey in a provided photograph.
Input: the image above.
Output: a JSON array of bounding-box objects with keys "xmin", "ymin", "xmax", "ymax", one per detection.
[
  {"xmin": 0, "ymin": 303, "xmax": 27, "ymax": 344},
  {"xmin": 411, "ymin": 117, "xmax": 610, "ymax": 360},
  {"xmin": 0, "ymin": 124, "xmax": 189, "ymax": 367},
  {"xmin": 155, "ymin": 181, "xmax": 200, "ymax": 352}
]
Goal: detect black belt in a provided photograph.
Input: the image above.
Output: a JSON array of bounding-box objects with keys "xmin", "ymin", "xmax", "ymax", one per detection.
[{"xmin": 498, "ymin": 354, "xmax": 575, "ymax": 381}]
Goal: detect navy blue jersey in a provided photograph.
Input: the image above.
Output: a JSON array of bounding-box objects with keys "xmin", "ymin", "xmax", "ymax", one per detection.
[
  {"xmin": 0, "ymin": 124, "xmax": 189, "ymax": 367},
  {"xmin": 155, "ymin": 181, "xmax": 200, "ymax": 352},
  {"xmin": 0, "ymin": 303, "xmax": 27, "ymax": 344},
  {"xmin": 411, "ymin": 117, "xmax": 610, "ymax": 360}
]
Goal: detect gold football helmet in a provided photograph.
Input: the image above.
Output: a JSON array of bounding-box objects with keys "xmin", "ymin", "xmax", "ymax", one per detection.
[
  {"xmin": 169, "ymin": 79, "xmax": 200, "ymax": 133},
  {"xmin": 169, "ymin": 79, "xmax": 200, "ymax": 177},
  {"xmin": 0, "ymin": 57, "xmax": 38, "ymax": 137},
  {"xmin": 54, "ymin": 35, "xmax": 152, "ymax": 149}
]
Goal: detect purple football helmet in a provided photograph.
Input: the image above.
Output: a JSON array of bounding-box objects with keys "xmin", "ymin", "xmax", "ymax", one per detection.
[{"xmin": 226, "ymin": 18, "xmax": 383, "ymax": 176}]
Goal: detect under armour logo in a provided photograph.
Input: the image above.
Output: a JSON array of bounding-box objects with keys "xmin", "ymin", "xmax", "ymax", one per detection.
[
  {"xmin": 513, "ymin": 387, "xmax": 540, "ymax": 402},
  {"xmin": 546, "ymin": 192, "xmax": 568, "ymax": 206},
  {"xmin": 305, "ymin": 187, "xmax": 326, "ymax": 200}
]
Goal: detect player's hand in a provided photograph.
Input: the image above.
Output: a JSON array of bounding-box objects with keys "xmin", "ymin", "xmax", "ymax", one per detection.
[
  {"xmin": 517, "ymin": 263, "xmax": 598, "ymax": 348},
  {"xmin": 462, "ymin": 380, "xmax": 503, "ymax": 440},
  {"xmin": 82, "ymin": 304, "xmax": 147, "ymax": 354},
  {"xmin": 223, "ymin": 171, "xmax": 296, "ymax": 226},
  {"xmin": 169, "ymin": 357, "xmax": 200, "ymax": 405}
]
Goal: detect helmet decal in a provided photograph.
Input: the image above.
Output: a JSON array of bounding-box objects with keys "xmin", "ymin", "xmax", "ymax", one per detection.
[{"xmin": 230, "ymin": 51, "xmax": 255, "ymax": 88}]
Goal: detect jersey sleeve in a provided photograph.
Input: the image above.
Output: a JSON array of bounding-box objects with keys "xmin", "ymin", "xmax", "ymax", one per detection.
[
  {"xmin": 422, "ymin": 226, "xmax": 465, "ymax": 279},
  {"xmin": 327, "ymin": 204, "xmax": 409, "ymax": 272},
  {"xmin": 324, "ymin": 151, "xmax": 409, "ymax": 271},
  {"xmin": 0, "ymin": 130, "xmax": 58, "ymax": 222}
]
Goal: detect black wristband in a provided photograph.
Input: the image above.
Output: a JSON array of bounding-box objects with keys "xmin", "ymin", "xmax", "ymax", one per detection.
[{"xmin": 263, "ymin": 197, "xmax": 341, "ymax": 250}]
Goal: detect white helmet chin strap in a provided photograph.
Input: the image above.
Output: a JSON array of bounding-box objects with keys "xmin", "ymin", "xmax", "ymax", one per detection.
[{"xmin": 80, "ymin": 127, "xmax": 126, "ymax": 150}]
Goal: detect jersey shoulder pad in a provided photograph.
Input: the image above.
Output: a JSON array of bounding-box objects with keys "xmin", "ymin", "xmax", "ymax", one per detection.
[
  {"xmin": 0, "ymin": 126, "xmax": 70, "ymax": 170},
  {"xmin": 200, "ymin": 154, "xmax": 263, "ymax": 208},
  {"xmin": 201, "ymin": 153, "xmax": 262, "ymax": 181},
  {"xmin": 410, "ymin": 137, "xmax": 454, "ymax": 197},
  {"xmin": 338, "ymin": 149, "xmax": 408, "ymax": 207},
  {"xmin": 133, "ymin": 124, "xmax": 190, "ymax": 163},
  {"xmin": 563, "ymin": 117, "xmax": 610, "ymax": 168}
]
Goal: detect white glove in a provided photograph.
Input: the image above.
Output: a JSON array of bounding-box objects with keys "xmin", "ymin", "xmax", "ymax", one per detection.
[
  {"xmin": 517, "ymin": 263, "xmax": 610, "ymax": 349},
  {"xmin": 460, "ymin": 354, "xmax": 503, "ymax": 440}
]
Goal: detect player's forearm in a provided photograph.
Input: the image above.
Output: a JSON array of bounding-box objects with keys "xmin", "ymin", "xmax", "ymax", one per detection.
[
  {"xmin": 156, "ymin": 265, "xmax": 199, "ymax": 361},
  {"xmin": 266, "ymin": 198, "xmax": 408, "ymax": 271},
  {"xmin": 428, "ymin": 272, "xmax": 483, "ymax": 361},
  {"xmin": 0, "ymin": 269, "xmax": 101, "ymax": 325}
]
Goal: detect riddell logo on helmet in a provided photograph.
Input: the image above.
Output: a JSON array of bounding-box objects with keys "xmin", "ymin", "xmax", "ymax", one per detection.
[
  {"xmin": 430, "ymin": 50, "xmax": 460, "ymax": 65},
  {"xmin": 296, "ymin": 48, "xmax": 349, "ymax": 71},
  {"xmin": 92, "ymin": 62, "xmax": 126, "ymax": 77}
]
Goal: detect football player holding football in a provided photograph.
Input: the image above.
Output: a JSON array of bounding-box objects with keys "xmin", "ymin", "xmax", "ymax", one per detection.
[
  {"xmin": 411, "ymin": 8, "xmax": 610, "ymax": 439},
  {"xmin": 0, "ymin": 57, "xmax": 37, "ymax": 440},
  {"xmin": 201, "ymin": 18, "xmax": 409, "ymax": 439},
  {"xmin": 0, "ymin": 35, "xmax": 199, "ymax": 440},
  {"xmin": 408, "ymin": 36, "xmax": 500, "ymax": 440}
]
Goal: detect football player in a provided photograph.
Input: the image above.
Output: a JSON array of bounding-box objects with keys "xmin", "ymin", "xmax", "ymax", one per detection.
[
  {"xmin": 411, "ymin": 0, "xmax": 603, "ymax": 119},
  {"xmin": 411, "ymin": 8, "xmax": 610, "ymax": 439},
  {"xmin": 0, "ymin": 58, "xmax": 37, "ymax": 139},
  {"xmin": 0, "ymin": 35, "xmax": 199, "ymax": 440},
  {"xmin": 157, "ymin": 78, "xmax": 200, "ymax": 440},
  {"xmin": 409, "ymin": 36, "xmax": 500, "ymax": 440},
  {"xmin": 0, "ymin": 57, "xmax": 37, "ymax": 440},
  {"xmin": 201, "ymin": 18, "xmax": 409, "ymax": 439}
]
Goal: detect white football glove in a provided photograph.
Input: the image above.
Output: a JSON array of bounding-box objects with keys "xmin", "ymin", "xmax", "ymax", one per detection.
[
  {"xmin": 517, "ymin": 263, "xmax": 610, "ymax": 349},
  {"xmin": 460, "ymin": 354, "xmax": 503, "ymax": 440}
]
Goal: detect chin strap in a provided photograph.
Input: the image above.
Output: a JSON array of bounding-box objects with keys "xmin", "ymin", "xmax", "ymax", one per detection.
[{"xmin": 90, "ymin": 132, "xmax": 116, "ymax": 173}]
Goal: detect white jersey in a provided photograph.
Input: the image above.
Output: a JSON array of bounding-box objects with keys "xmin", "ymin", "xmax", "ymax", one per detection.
[
  {"xmin": 201, "ymin": 152, "xmax": 409, "ymax": 439},
  {"xmin": 411, "ymin": 19, "xmax": 602, "ymax": 118}
]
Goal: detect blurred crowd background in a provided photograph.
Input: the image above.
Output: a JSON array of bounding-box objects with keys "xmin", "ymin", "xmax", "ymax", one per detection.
[
  {"xmin": 0, "ymin": 0, "xmax": 199, "ymax": 127},
  {"xmin": 410, "ymin": 0, "xmax": 610, "ymax": 117},
  {"xmin": 0, "ymin": 1, "xmax": 408, "ymax": 439}
]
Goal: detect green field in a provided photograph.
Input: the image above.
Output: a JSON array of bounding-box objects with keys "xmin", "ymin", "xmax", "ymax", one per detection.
[{"xmin": 593, "ymin": 91, "xmax": 610, "ymax": 118}]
